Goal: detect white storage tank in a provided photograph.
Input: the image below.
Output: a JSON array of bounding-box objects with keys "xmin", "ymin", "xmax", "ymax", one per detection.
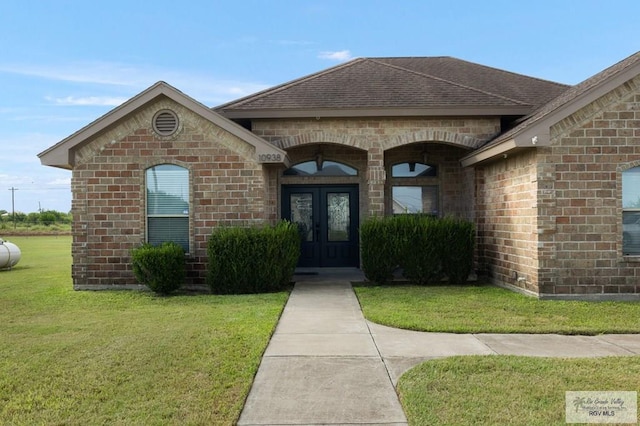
[{"xmin": 0, "ymin": 238, "xmax": 21, "ymax": 269}]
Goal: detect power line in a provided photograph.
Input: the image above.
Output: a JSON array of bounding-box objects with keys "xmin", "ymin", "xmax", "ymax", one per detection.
[{"xmin": 9, "ymin": 187, "xmax": 18, "ymax": 230}]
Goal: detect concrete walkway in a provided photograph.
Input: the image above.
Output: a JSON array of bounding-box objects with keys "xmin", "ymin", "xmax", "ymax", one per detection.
[{"xmin": 237, "ymin": 280, "xmax": 640, "ymax": 426}]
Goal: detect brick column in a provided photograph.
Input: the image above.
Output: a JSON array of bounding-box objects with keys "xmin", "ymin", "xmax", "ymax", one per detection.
[
  {"xmin": 366, "ymin": 146, "xmax": 386, "ymax": 216},
  {"xmin": 70, "ymin": 171, "xmax": 88, "ymax": 288},
  {"xmin": 535, "ymin": 154, "xmax": 558, "ymax": 294}
]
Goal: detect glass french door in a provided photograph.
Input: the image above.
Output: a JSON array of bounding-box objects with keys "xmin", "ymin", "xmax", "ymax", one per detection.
[{"xmin": 282, "ymin": 185, "xmax": 359, "ymax": 267}]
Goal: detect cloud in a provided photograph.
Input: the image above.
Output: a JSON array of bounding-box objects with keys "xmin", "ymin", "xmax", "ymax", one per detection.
[
  {"xmin": 45, "ymin": 96, "xmax": 128, "ymax": 107},
  {"xmin": 0, "ymin": 107, "xmax": 23, "ymax": 114},
  {"xmin": 0, "ymin": 169, "xmax": 72, "ymax": 213},
  {"xmin": 0, "ymin": 61, "xmax": 272, "ymax": 106},
  {"xmin": 0, "ymin": 62, "xmax": 142, "ymax": 86},
  {"xmin": 7, "ymin": 114, "xmax": 93, "ymax": 123},
  {"xmin": 318, "ymin": 50, "xmax": 353, "ymax": 61},
  {"xmin": 0, "ymin": 133, "xmax": 57, "ymax": 163},
  {"xmin": 0, "ymin": 173, "xmax": 34, "ymax": 186},
  {"xmin": 47, "ymin": 177, "xmax": 71, "ymax": 186},
  {"xmin": 165, "ymin": 76, "xmax": 271, "ymax": 105}
]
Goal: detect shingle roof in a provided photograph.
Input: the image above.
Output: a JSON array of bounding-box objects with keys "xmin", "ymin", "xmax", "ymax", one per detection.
[
  {"xmin": 215, "ymin": 57, "xmax": 569, "ymax": 117},
  {"xmin": 460, "ymin": 50, "xmax": 640, "ymax": 166},
  {"xmin": 487, "ymin": 50, "xmax": 640, "ymax": 147}
]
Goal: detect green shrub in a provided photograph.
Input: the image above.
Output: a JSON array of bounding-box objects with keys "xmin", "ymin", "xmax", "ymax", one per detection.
[
  {"xmin": 360, "ymin": 215, "xmax": 475, "ymax": 285},
  {"xmin": 440, "ymin": 216, "xmax": 475, "ymax": 284},
  {"xmin": 395, "ymin": 215, "xmax": 444, "ymax": 285},
  {"xmin": 360, "ymin": 216, "xmax": 398, "ymax": 284},
  {"xmin": 207, "ymin": 221, "xmax": 300, "ymax": 294},
  {"xmin": 131, "ymin": 242, "xmax": 185, "ymax": 294}
]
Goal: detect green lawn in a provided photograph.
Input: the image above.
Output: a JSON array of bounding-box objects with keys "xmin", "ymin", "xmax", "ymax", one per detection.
[
  {"xmin": 355, "ymin": 284, "xmax": 640, "ymax": 425},
  {"xmin": 398, "ymin": 355, "xmax": 640, "ymax": 426},
  {"xmin": 0, "ymin": 236, "xmax": 288, "ymax": 425},
  {"xmin": 354, "ymin": 284, "xmax": 640, "ymax": 334},
  {"xmin": 4, "ymin": 242, "xmax": 639, "ymax": 425}
]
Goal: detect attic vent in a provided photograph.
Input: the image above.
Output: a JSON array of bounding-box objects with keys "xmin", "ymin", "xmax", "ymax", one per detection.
[{"xmin": 153, "ymin": 110, "xmax": 179, "ymax": 136}]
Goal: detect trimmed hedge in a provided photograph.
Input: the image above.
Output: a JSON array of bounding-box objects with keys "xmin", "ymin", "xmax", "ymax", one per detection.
[
  {"xmin": 207, "ymin": 221, "xmax": 300, "ymax": 294},
  {"xmin": 396, "ymin": 215, "xmax": 444, "ymax": 285},
  {"xmin": 360, "ymin": 215, "xmax": 475, "ymax": 285},
  {"xmin": 439, "ymin": 216, "xmax": 476, "ymax": 284},
  {"xmin": 131, "ymin": 242, "xmax": 186, "ymax": 294},
  {"xmin": 360, "ymin": 216, "xmax": 398, "ymax": 285}
]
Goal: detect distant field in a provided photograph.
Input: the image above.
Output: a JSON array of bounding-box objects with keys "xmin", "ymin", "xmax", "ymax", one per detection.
[{"xmin": 0, "ymin": 222, "xmax": 71, "ymax": 235}]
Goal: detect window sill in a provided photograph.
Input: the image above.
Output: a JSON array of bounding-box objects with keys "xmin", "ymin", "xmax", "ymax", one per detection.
[{"xmin": 622, "ymin": 255, "xmax": 640, "ymax": 263}]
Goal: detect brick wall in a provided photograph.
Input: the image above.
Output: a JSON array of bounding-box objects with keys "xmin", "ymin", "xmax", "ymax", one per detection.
[
  {"xmin": 476, "ymin": 150, "xmax": 539, "ymax": 294},
  {"xmin": 254, "ymin": 117, "xmax": 498, "ymax": 220},
  {"xmin": 71, "ymin": 98, "xmax": 267, "ymax": 289},
  {"xmin": 538, "ymin": 76, "xmax": 640, "ymax": 298},
  {"xmin": 71, "ymin": 108, "xmax": 502, "ymax": 289},
  {"xmin": 477, "ymin": 76, "xmax": 640, "ymax": 299}
]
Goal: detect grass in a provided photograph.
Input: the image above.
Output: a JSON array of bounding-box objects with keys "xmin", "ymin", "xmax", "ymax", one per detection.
[
  {"xmin": 356, "ymin": 284, "xmax": 640, "ymax": 425},
  {"xmin": 354, "ymin": 284, "xmax": 640, "ymax": 334},
  {"xmin": 398, "ymin": 355, "xmax": 640, "ymax": 426},
  {"xmin": 3, "ymin": 242, "xmax": 638, "ymax": 425},
  {"xmin": 0, "ymin": 236, "xmax": 288, "ymax": 425}
]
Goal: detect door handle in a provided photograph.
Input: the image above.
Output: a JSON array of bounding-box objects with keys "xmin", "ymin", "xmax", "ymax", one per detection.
[{"xmin": 315, "ymin": 222, "xmax": 320, "ymax": 241}]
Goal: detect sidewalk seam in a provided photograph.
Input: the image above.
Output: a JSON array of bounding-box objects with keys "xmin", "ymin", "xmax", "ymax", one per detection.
[
  {"xmin": 595, "ymin": 335, "xmax": 637, "ymax": 355},
  {"xmin": 472, "ymin": 333, "xmax": 499, "ymax": 354},
  {"xmin": 357, "ymin": 287, "xmax": 401, "ymax": 392}
]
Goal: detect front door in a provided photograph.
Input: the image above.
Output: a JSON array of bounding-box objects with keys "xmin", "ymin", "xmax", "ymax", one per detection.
[{"xmin": 282, "ymin": 185, "xmax": 359, "ymax": 267}]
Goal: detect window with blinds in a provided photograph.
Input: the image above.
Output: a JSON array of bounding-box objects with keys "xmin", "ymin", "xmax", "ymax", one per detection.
[
  {"xmin": 623, "ymin": 166, "xmax": 640, "ymax": 255},
  {"xmin": 146, "ymin": 164, "xmax": 189, "ymax": 251}
]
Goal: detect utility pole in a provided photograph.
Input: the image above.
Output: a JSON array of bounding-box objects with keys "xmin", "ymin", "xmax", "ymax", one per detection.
[{"xmin": 9, "ymin": 187, "xmax": 18, "ymax": 230}]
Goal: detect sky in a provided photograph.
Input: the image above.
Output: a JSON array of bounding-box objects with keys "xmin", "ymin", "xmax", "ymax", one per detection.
[{"xmin": 1, "ymin": 0, "xmax": 640, "ymax": 214}]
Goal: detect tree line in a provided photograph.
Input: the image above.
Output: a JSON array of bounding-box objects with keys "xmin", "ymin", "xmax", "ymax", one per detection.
[{"xmin": 0, "ymin": 210, "xmax": 72, "ymax": 226}]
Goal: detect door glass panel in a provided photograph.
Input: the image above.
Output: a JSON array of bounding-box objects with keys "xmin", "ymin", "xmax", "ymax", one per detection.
[
  {"xmin": 327, "ymin": 192, "xmax": 350, "ymax": 242},
  {"xmin": 290, "ymin": 193, "xmax": 314, "ymax": 242}
]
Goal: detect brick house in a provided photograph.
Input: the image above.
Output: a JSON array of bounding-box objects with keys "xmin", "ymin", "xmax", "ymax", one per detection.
[{"xmin": 39, "ymin": 51, "xmax": 640, "ymax": 299}]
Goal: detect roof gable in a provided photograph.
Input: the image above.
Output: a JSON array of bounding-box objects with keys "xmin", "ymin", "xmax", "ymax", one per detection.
[
  {"xmin": 462, "ymin": 50, "xmax": 640, "ymax": 166},
  {"xmin": 216, "ymin": 57, "xmax": 569, "ymax": 118},
  {"xmin": 39, "ymin": 81, "xmax": 288, "ymax": 169}
]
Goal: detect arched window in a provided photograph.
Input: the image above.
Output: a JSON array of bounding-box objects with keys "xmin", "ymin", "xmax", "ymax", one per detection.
[
  {"xmin": 391, "ymin": 162, "xmax": 437, "ymax": 177},
  {"xmin": 622, "ymin": 166, "xmax": 640, "ymax": 255},
  {"xmin": 283, "ymin": 160, "xmax": 357, "ymax": 176},
  {"xmin": 390, "ymin": 162, "xmax": 438, "ymax": 215},
  {"xmin": 146, "ymin": 164, "xmax": 189, "ymax": 251}
]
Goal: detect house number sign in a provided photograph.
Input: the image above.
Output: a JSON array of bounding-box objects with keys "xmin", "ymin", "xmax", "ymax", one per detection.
[{"xmin": 258, "ymin": 153, "xmax": 282, "ymax": 162}]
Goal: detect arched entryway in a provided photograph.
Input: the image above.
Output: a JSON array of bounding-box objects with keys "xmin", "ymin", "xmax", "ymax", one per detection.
[{"xmin": 280, "ymin": 146, "xmax": 362, "ymax": 267}]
